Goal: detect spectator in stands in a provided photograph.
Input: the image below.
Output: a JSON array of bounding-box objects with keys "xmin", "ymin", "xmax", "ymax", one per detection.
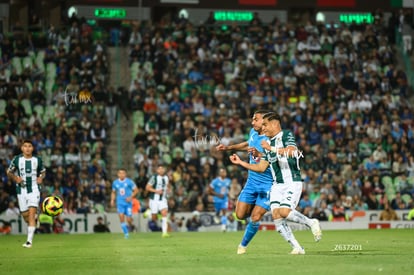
[
  {"xmin": 186, "ymin": 211, "xmax": 202, "ymax": 232},
  {"xmin": 379, "ymin": 202, "xmax": 400, "ymax": 221},
  {"xmin": 93, "ymin": 216, "xmax": 110, "ymax": 233}
]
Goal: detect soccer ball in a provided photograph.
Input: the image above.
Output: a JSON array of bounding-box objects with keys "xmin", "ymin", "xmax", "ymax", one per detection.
[{"xmin": 42, "ymin": 196, "xmax": 64, "ymax": 217}]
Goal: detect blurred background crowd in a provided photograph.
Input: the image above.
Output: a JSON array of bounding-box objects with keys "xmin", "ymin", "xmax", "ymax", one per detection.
[{"xmin": 0, "ymin": 9, "xmax": 413, "ymax": 223}]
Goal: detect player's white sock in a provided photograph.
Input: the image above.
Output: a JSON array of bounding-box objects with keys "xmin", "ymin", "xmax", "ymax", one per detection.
[
  {"xmin": 161, "ymin": 217, "xmax": 168, "ymax": 234},
  {"xmin": 287, "ymin": 209, "xmax": 313, "ymax": 227},
  {"xmin": 27, "ymin": 226, "xmax": 35, "ymax": 243},
  {"xmin": 274, "ymin": 218, "xmax": 300, "ymax": 249}
]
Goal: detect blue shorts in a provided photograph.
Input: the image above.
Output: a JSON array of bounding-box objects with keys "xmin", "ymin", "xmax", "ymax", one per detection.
[
  {"xmin": 213, "ymin": 201, "xmax": 228, "ymax": 213},
  {"xmin": 117, "ymin": 203, "xmax": 132, "ymax": 217},
  {"xmin": 237, "ymin": 178, "xmax": 271, "ymax": 211}
]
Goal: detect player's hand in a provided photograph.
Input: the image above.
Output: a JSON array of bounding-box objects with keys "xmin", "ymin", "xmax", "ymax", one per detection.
[
  {"xmin": 248, "ymin": 147, "xmax": 262, "ymax": 157},
  {"xmin": 260, "ymin": 141, "xmax": 271, "ymax": 151},
  {"xmin": 15, "ymin": 176, "xmax": 23, "ymax": 184},
  {"xmin": 229, "ymin": 154, "xmax": 241, "ymax": 164},
  {"xmin": 216, "ymin": 144, "xmax": 227, "ymax": 151},
  {"xmin": 156, "ymin": 189, "xmax": 163, "ymax": 195},
  {"xmin": 37, "ymin": 177, "xmax": 43, "ymax": 184}
]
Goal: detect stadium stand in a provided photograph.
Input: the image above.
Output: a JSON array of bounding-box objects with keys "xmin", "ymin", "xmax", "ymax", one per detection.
[{"xmin": 0, "ymin": 10, "xmax": 413, "ymax": 220}]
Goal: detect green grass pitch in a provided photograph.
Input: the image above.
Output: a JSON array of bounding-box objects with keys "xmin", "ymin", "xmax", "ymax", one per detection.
[{"xmin": 1, "ymin": 229, "xmax": 413, "ymax": 275}]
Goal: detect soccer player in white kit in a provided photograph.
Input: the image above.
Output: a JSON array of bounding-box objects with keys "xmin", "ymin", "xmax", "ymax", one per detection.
[
  {"xmin": 7, "ymin": 140, "xmax": 46, "ymax": 248},
  {"xmin": 230, "ymin": 113, "xmax": 322, "ymax": 254}
]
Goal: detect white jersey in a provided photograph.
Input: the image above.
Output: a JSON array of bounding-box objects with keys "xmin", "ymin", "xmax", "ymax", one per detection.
[
  {"xmin": 8, "ymin": 154, "xmax": 45, "ymax": 195},
  {"xmin": 148, "ymin": 174, "xmax": 169, "ymax": 202}
]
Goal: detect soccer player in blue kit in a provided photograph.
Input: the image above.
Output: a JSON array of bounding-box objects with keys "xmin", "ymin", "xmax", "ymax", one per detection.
[
  {"xmin": 216, "ymin": 110, "xmax": 273, "ymax": 254},
  {"xmin": 111, "ymin": 168, "xmax": 138, "ymax": 238},
  {"xmin": 208, "ymin": 168, "xmax": 231, "ymax": 232}
]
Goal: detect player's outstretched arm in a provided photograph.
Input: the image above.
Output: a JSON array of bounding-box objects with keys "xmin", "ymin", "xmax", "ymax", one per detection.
[
  {"xmin": 229, "ymin": 154, "xmax": 269, "ymax": 172},
  {"xmin": 216, "ymin": 141, "xmax": 249, "ymax": 152},
  {"xmin": 110, "ymin": 190, "xmax": 116, "ymax": 207}
]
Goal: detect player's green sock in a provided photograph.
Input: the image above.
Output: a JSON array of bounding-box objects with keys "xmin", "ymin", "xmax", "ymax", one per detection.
[{"xmin": 240, "ymin": 221, "xmax": 259, "ymax": 247}]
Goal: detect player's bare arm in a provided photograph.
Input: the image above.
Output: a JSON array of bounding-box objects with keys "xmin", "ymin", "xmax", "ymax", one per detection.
[
  {"xmin": 37, "ymin": 171, "xmax": 46, "ymax": 184},
  {"xmin": 216, "ymin": 141, "xmax": 249, "ymax": 151},
  {"xmin": 6, "ymin": 168, "xmax": 23, "ymax": 184},
  {"xmin": 229, "ymin": 154, "xmax": 269, "ymax": 172},
  {"xmin": 260, "ymin": 140, "xmax": 271, "ymax": 151},
  {"xmin": 110, "ymin": 190, "xmax": 116, "ymax": 207},
  {"xmin": 126, "ymin": 187, "xmax": 139, "ymax": 202},
  {"xmin": 208, "ymin": 185, "xmax": 224, "ymax": 198},
  {"xmin": 145, "ymin": 184, "xmax": 163, "ymax": 195},
  {"xmin": 247, "ymin": 147, "xmax": 263, "ymax": 158}
]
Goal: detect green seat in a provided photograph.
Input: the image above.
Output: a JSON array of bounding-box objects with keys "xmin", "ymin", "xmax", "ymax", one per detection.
[
  {"xmin": 33, "ymin": 104, "xmax": 44, "ymax": 117},
  {"xmin": 0, "ymin": 99, "xmax": 6, "ymax": 116},
  {"xmin": 12, "ymin": 57, "xmax": 22, "ymax": 75},
  {"xmin": 401, "ymin": 194, "xmax": 412, "ymax": 205},
  {"xmin": 323, "ymin": 54, "xmax": 332, "ymax": 67},
  {"xmin": 36, "ymin": 50, "xmax": 46, "ymax": 73},
  {"xmin": 162, "ymin": 154, "xmax": 172, "ymax": 165},
  {"xmin": 22, "ymin": 56, "xmax": 33, "ymax": 69},
  {"xmin": 407, "ymin": 176, "xmax": 414, "ymax": 187},
  {"xmin": 46, "ymin": 62, "xmax": 56, "ymax": 80},
  {"xmin": 381, "ymin": 176, "xmax": 393, "ymax": 186},
  {"xmin": 130, "ymin": 61, "xmax": 140, "ymax": 79},
  {"xmin": 43, "ymin": 105, "xmax": 56, "ymax": 122},
  {"xmin": 312, "ymin": 54, "xmax": 322, "ymax": 63},
  {"xmin": 132, "ymin": 111, "xmax": 144, "ymax": 130},
  {"xmin": 20, "ymin": 98, "xmax": 32, "ymax": 116}
]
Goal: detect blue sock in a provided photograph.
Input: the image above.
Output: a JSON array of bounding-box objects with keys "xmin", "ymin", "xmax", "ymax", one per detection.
[
  {"xmin": 221, "ymin": 215, "xmax": 227, "ymax": 226},
  {"xmin": 121, "ymin": 222, "xmax": 129, "ymax": 235},
  {"xmin": 241, "ymin": 221, "xmax": 260, "ymax": 247}
]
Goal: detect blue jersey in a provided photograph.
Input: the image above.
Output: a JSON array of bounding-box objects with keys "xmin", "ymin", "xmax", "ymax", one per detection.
[
  {"xmin": 210, "ymin": 177, "xmax": 231, "ymax": 204},
  {"xmin": 112, "ymin": 178, "xmax": 137, "ymax": 206},
  {"xmin": 237, "ymin": 128, "xmax": 273, "ymax": 210},
  {"xmin": 247, "ymin": 128, "xmax": 273, "ymax": 185}
]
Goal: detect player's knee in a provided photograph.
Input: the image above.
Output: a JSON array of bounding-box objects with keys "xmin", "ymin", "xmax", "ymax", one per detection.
[
  {"xmin": 235, "ymin": 211, "xmax": 247, "ymax": 220},
  {"xmin": 278, "ymin": 208, "xmax": 290, "ymax": 218},
  {"xmin": 250, "ymin": 212, "xmax": 263, "ymax": 222}
]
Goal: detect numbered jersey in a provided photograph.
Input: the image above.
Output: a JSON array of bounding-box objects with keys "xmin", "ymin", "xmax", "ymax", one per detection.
[{"xmin": 112, "ymin": 178, "xmax": 137, "ymax": 206}]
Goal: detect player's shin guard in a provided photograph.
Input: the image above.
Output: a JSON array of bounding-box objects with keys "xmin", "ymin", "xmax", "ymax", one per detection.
[
  {"xmin": 274, "ymin": 218, "xmax": 300, "ymax": 249},
  {"xmin": 161, "ymin": 217, "xmax": 168, "ymax": 234},
  {"xmin": 221, "ymin": 215, "xmax": 227, "ymax": 232},
  {"xmin": 286, "ymin": 209, "xmax": 313, "ymax": 227},
  {"xmin": 27, "ymin": 226, "xmax": 35, "ymax": 243},
  {"xmin": 240, "ymin": 221, "xmax": 260, "ymax": 247}
]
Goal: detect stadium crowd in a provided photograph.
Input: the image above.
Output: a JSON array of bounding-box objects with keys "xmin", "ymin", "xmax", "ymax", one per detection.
[
  {"xmin": 0, "ymin": 15, "xmax": 112, "ymax": 215},
  {"xmin": 127, "ymin": 10, "xmax": 414, "ymax": 221},
  {"xmin": 1, "ymin": 10, "xmax": 414, "ymax": 223}
]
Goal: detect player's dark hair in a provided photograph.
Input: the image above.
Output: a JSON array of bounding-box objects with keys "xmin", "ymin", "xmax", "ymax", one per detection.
[
  {"xmin": 254, "ymin": 109, "xmax": 272, "ymax": 115},
  {"xmin": 21, "ymin": 139, "xmax": 33, "ymax": 145},
  {"xmin": 118, "ymin": 168, "xmax": 127, "ymax": 172},
  {"xmin": 263, "ymin": 112, "xmax": 281, "ymax": 121}
]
